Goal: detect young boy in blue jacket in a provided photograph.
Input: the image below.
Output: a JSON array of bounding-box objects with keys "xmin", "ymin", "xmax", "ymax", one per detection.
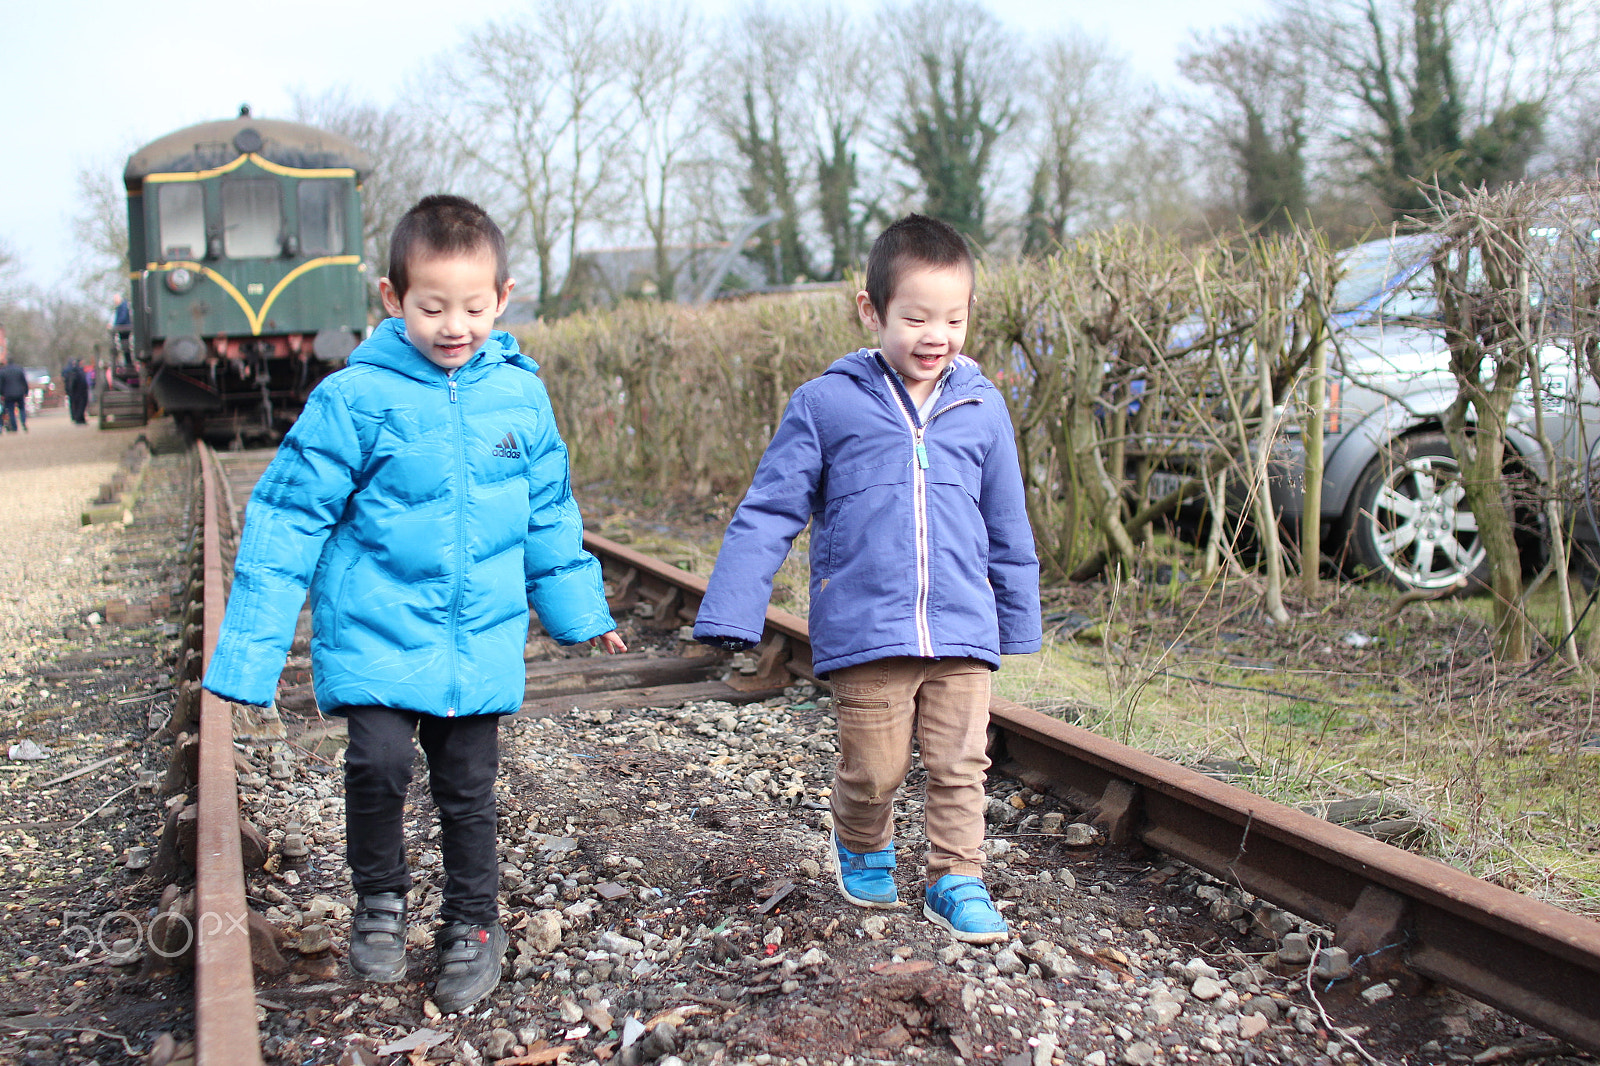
[
  {"xmin": 203, "ymin": 195, "xmax": 625, "ymax": 1012},
  {"xmin": 694, "ymin": 214, "xmax": 1041, "ymax": 943}
]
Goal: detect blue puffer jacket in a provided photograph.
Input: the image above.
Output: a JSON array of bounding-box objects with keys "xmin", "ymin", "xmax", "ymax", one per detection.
[
  {"xmin": 694, "ymin": 349, "xmax": 1041, "ymax": 675},
  {"xmin": 203, "ymin": 318, "xmax": 615, "ymax": 717}
]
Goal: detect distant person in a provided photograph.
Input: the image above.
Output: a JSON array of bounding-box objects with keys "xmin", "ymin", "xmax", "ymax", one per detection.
[
  {"xmin": 62, "ymin": 359, "xmax": 90, "ymax": 424},
  {"xmin": 0, "ymin": 355, "xmax": 28, "ymax": 432},
  {"xmin": 86, "ymin": 362, "xmax": 98, "ymax": 397},
  {"xmin": 694, "ymin": 214, "xmax": 1042, "ymax": 944},
  {"xmin": 202, "ymin": 195, "xmax": 626, "ymax": 1014},
  {"xmin": 109, "ymin": 295, "xmax": 132, "ymax": 363}
]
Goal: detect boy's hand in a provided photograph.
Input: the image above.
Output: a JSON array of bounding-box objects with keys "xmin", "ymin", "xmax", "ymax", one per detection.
[{"xmin": 589, "ymin": 630, "xmax": 628, "ymax": 654}]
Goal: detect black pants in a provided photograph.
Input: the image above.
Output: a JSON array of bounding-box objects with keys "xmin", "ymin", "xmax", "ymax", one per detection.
[
  {"xmin": 343, "ymin": 706, "xmax": 501, "ymax": 926},
  {"xmin": 2, "ymin": 398, "xmax": 24, "ymax": 431}
]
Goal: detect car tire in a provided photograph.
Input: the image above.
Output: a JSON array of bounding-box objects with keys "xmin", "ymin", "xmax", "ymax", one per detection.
[{"xmin": 1345, "ymin": 433, "xmax": 1491, "ymax": 593}]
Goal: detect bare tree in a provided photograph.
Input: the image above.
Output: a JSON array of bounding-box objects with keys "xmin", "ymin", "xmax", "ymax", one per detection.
[
  {"xmin": 708, "ymin": 5, "xmax": 816, "ymax": 285},
  {"xmin": 1020, "ymin": 30, "xmax": 1132, "ymax": 253},
  {"xmin": 0, "ymin": 237, "xmax": 32, "ymax": 353},
  {"xmin": 1180, "ymin": 18, "xmax": 1314, "ymax": 232},
  {"xmin": 0, "ymin": 291, "xmax": 108, "ymax": 373},
  {"xmin": 292, "ymin": 87, "xmax": 466, "ymax": 279},
  {"xmin": 1548, "ymin": 88, "xmax": 1600, "ymax": 177},
  {"xmin": 882, "ymin": 0, "xmax": 1020, "ymax": 243},
  {"xmin": 1093, "ymin": 98, "xmax": 1211, "ymax": 234},
  {"xmin": 0, "ymin": 238, "xmax": 20, "ymax": 303},
  {"xmin": 1279, "ymin": 0, "xmax": 1598, "ymax": 214},
  {"xmin": 803, "ymin": 5, "xmax": 879, "ymax": 279},
  {"xmin": 70, "ymin": 163, "xmax": 128, "ymax": 301},
  {"xmin": 619, "ymin": 1, "xmax": 711, "ymax": 301},
  {"xmin": 1429, "ymin": 182, "xmax": 1550, "ymax": 660},
  {"xmin": 449, "ymin": 0, "xmax": 632, "ymax": 312}
]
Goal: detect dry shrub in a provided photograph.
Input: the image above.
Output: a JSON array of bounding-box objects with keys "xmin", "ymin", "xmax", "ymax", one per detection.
[
  {"xmin": 519, "ymin": 236, "xmax": 1335, "ymax": 588},
  {"xmin": 981, "ymin": 227, "xmax": 1334, "ymax": 586},
  {"xmin": 518, "ymin": 291, "xmax": 865, "ymax": 496}
]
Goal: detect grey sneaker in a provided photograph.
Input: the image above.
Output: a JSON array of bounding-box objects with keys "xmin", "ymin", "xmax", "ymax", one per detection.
[
  {"xmin": 432, "ymin": 922, "xmax": 509, "ymax": 1014},
  {"xmin": 348, "ymin": 892, "xmax": 407, "ymax": 983}
]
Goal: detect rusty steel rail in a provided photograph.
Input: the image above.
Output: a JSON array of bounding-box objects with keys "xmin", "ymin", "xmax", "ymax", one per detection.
[
  {"xmin": 989, "ymin": 701, "xmax": 1600, "ymax": 1053},
  {"xmin": 183, "ymin": 457, "xmax": 1600, "ymax": 1057},
  {"xmin": 194, "ymin": 444, "xmax": 265, "ymax": 1066},
  {"xmin": 582, "ymin": 534, "xmax": 1600, "ymax": 1055}
]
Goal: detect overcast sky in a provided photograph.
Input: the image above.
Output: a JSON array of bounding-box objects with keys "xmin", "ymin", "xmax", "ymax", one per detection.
[{"xmin": 1, "ymin": 0, "xmax": 1268, "ymax": 294}]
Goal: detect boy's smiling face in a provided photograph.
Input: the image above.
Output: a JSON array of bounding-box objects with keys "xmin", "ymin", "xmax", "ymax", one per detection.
[
  {"xmin": 379, "ymin": 248, "xmax": 513, "ymax": 370},
  {"xmin": 856, "ymin": 262, "xmax": 972, "ymax": 402}
]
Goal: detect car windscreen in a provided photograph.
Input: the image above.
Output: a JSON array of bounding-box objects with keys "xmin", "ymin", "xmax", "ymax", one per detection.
[{"xmin": 1331, "ymin": 236, "xmax": 1438, "ymax": 317}]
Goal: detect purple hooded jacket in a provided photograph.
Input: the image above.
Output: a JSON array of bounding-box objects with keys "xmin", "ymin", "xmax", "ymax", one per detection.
[{"xmin": 694, "ymin": 349, "xmax": 1041, "ymax": 675}]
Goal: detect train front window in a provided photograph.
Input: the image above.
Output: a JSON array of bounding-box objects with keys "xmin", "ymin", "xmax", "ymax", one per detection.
[
  {"xmin": 298, "ymin": 181, "xmax": 345, "ymax": 256},
  {"xmin": 157, "ymin": 184, "xmax": 205, "ymax": 260},
  {"xmin": 223, "ymin": 180, "xmax": 282, "ymax": 258}
]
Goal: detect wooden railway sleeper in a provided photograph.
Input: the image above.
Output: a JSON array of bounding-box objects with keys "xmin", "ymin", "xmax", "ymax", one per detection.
[
  {"xmin": 1334, "ymin": 884, "xmax": 1412, "ymax": 980},
  {"xmin": 1087, "ymin": 778, "xmax": 1142, "ymax": 844},
  {"xmin": 641, "ymin": 584, "xmax": 683, "ymax": 630},
  {"xmin": 606, "ymin": 566, "xmax": 640, "ymax": 612},
  {"xmin": 179, "ymin": 646, "xmax": 203, "ymax": 683},
  {"xmin": 169, "ymin": 680, "xmax": 201, "ymax": 735}
]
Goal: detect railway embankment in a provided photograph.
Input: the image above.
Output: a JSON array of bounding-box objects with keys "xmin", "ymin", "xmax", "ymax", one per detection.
[{"xmin": 0, "ymin": 416, "xmax": 1594, "ymax": 1066}]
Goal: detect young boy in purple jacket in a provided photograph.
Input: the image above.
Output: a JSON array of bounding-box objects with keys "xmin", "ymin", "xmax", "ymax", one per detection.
[{"xmin": 694, "ymin": 214, "xmax": 1041, "ymax": 943}]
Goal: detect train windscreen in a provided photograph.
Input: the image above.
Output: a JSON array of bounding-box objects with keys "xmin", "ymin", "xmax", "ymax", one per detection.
[
  {"xmin": 158, "ymin": 184, "xmax": 205, "ymax": 261},
  {"xmin": 223, "ymin": 180, "xmax": 283, "ymax": 258},
  {"xmin": 298, "ymin": 181, "xmax": 346, "ymax": 256}
]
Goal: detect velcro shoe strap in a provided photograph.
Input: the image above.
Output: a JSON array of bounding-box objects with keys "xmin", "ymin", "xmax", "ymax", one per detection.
[
  {"xmin": 843, "ymin": 848, "xmax": 897, "ymax": 872},
  {"xmin": 353, "ymin": 910, "xmax": 405, "ymax": 936},
  {"xmin": 931, "ymin": 879, "xmax": 994, "ymax": 909},
  {"xmin": 439, "ymin": 942, "xmax": 485, "ymax": 967}
]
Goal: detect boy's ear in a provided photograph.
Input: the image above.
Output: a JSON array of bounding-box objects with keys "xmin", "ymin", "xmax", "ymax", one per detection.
[
  {"xmin": 855, "ymin": 289, "xmax": 881, "ymax": 332},
  {"xmin": 495, "ymin": 278, "xmax": 515, "ymax": 316},
  {"xmin": 378, "ymin": 278, "xmax": 403, "ymax": 318}
]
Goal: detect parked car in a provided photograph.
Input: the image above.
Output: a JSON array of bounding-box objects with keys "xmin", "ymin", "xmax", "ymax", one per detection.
[
  {"xmin": 1149, "ymin": 233, "xmax": 1600, "ymax": 593},
  {"xmin": 22, "ymin": 367, "xmax": 58, "ymax": 412}
]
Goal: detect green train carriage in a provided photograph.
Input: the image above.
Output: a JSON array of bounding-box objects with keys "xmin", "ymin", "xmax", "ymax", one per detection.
[{"xmin": 122, "ymin": 110, "xmax": 371, "ymax": 439}]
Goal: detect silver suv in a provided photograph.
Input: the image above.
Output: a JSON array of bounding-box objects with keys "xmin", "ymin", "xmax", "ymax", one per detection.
[{"xmin": 1267, "ymin": 235, "xmax": 1600, "ymax": 591}]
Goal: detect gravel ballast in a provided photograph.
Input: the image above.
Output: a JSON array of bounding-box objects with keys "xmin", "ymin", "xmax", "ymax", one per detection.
[{"xmin": 0, "ymin": 411, "xmax": 1587, "ymax": 1066}]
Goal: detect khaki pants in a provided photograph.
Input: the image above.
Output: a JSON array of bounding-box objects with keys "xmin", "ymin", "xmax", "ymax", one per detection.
[{"xmin": 828, "ymin": 657, "xmax": 992, "ymax": 884}]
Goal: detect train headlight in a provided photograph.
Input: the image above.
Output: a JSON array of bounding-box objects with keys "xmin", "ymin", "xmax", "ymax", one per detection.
[
  {"xmin": 163, "ymin": 336, "xmax": 207, "ymax": 366},
  {"xmin": 166, "ymin": 267, "xmax": 196, "ymax": 294}
]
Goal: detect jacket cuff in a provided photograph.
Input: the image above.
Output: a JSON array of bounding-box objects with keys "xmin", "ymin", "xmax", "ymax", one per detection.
[{"xmin": 693, "ymin": 621, "xmax": 763, "ymax": 646}]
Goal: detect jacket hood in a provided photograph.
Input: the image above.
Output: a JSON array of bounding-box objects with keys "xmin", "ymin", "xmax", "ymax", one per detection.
[
  {"xmin": 825, "ymin": 348, "xmax": 989, "ymax": 396},
  {"xmin": 352, "ymin": 318, "xmax": 539, "ymax": 382}
]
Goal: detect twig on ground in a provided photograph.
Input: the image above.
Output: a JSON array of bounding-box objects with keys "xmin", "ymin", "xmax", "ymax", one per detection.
[
  {"xmin": 1304, "ymin": 943, "xmax": 1389, "ymax": 1066},
  {"xmin": 71, "ymin": 784, "xmax": 137, "ymax": 829},
  {"xmin": 1381, "ymin": 578, "xmax": 1467, "ymax": 622}
]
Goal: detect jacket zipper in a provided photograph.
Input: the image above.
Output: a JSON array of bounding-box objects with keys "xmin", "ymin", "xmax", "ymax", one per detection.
[
  {"xmin": 447, "ymin": 373, "xmax": 464, "ymax": 715},
  {"xmin": 877, "ymin": 366, "xmax": 981, "ymax": 656}
]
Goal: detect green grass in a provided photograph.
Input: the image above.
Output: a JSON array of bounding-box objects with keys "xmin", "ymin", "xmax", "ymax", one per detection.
[
  {"xmin": 998, "ymin": 576, "xmax": 1600, "ymax": 915},
  {"xmin": 662, "ymin": 513, "xmax": 1600, "ymax": 915}
]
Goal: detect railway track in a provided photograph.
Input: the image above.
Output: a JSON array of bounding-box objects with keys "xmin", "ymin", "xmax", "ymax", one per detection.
[{"xmin": 178, "ymin": 444, "xmax": 1600, "ymax": 1065}]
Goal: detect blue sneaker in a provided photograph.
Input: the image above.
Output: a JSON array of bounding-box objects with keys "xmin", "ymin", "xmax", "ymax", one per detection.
[
  {"xmin": 831, "ymin": 829, "xmax": 900, "ymax": 908},
  {"xmin": 924, "ymin": 874, "xmax": 1009, "ymax": 944}
]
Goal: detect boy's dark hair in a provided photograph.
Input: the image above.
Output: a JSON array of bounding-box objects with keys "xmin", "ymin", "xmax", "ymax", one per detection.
[
  {"xmin": 386, "ymin": 195, "xmax": 509, "ymax": 300},
  {"xmin": 864, "ymin": 214, "xmax": 975, "ymax": 319}
]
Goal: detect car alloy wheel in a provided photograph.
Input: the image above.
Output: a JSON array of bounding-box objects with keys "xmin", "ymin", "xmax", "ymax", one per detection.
[{"xmin": 1347, "ymin": 433, "xmax": 1491, "ymax": 592}]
